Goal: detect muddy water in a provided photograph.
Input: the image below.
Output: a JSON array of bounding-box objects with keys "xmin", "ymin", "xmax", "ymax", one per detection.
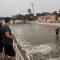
[{"xmin": 11, "ymin": 23, "xmax": 60, "ymax": 60}]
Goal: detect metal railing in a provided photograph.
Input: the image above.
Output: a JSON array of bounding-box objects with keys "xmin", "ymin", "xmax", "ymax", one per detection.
[{"xmin": 13, "ymin": 40, "xmax": 29, "ymax": 60}]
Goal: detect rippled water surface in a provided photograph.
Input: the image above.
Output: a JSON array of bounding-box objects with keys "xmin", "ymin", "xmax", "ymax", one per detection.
[{"xmin": 11, "ymin": 23, "xmax": 60, "ymax": 60}]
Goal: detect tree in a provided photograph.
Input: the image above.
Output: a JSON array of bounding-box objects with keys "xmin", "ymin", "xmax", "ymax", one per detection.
[
  {"xmin": 41, "ymin": 12, "xmax": 50, "ymax": 16},
  {"xmin": 59, "ymin": 10, "xmax": 60, "ymax": 13},
  {"xmin": 52, "ymin": 11, "xmax": 57, "ymax": 15},
  {"xmin": 12, "ymin": 14, "xmax": 24, "ymax": 20},
  {"xmin": 58, "ymin": 10, "xmax": 60, "ymax": 16},
  {"xmin": 28, "ymin": 8, "xmax": 31, "ymax": 14},
  {"xmin": 36, "ymin": 12, "xmax": 50, "ymax": 17},
  {"xmin": 57, "ymin": 10, "xmax": 60, "ymax": 17},
  {"xmin": 0, "ymin": 17, "xmax": 5, "ymax": 20},
  {"xmin": 52, "ymin": 11, "xmax": 57, "ymax": 20},
  {"xmin": 36, "ymin": 13, "xmax": 41, "ymax": 17}
]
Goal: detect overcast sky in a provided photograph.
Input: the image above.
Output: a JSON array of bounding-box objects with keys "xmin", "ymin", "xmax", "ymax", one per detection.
[{"xmin": 0, "ymin": 0, "xmax": 60, "ymax": 17}]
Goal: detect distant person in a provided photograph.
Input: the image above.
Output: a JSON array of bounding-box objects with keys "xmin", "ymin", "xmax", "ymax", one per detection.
[
  {"xmin": 2, "ymin": 17, "xmax": 16, "ymax": 60},
  {"xmin": 55, "ymin": 28, "xmax": 59, "ymax": 36}
]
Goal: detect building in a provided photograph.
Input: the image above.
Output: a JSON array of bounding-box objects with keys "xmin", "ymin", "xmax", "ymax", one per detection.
[{"xmin": 38, "ymin": 15, "xmax": 56, "ymax": 23}]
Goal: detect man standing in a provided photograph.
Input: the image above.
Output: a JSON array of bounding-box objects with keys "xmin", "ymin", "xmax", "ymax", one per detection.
[
  {"xmin": 0, "ymin": 22, "xmax": 3, "ymax": 60},
  {"xmin": 2, "ymin": 17, "xmax": 16, "ymax": 60},
  {"xmin": 55, "ymin": 28, "xmax": 59, "ymax": 36}
]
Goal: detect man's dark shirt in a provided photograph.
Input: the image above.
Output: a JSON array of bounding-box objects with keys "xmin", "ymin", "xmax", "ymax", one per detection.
[{"xmin": 2, "ymin": 25, "xmax": 13, "ymax": 45}]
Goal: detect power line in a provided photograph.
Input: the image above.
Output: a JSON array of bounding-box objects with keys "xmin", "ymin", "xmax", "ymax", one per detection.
[{"xmin": 30, "ymin": 3, "xmax": 35, "ymax": 15}]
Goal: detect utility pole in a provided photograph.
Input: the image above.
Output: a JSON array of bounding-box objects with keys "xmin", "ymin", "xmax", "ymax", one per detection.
[{"xmin": 31, "ymin": 3, "xmax": 35, "ymax": 15}]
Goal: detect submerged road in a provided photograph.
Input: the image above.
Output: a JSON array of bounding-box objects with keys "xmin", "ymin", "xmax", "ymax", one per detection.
[{"xmin": 11, "ymin": 23, "xmax": 60, "ymax": 60}]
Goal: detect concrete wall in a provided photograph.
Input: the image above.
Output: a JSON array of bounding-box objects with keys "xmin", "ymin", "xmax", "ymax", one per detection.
[{"xmin": 38, "ymin": 15, "xmax": 56, "ymax": 23}]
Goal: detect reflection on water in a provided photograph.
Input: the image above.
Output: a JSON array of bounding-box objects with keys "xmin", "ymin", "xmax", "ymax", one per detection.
[
  {"xmin": 56, "ymin": 35, "xmax": 60, "ymax": 46},
  {"xmin": 56, "ymin": 35, "xmax": 59, "ymax": 41},
  {"xmin": 11, "ymin": 23, "xmax": 60, "ymax": 60}
]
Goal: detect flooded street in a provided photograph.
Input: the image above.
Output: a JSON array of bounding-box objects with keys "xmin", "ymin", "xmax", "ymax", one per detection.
[{"xmin": 11, "ymin": 23, "xmax": 60, "ymax": 60}]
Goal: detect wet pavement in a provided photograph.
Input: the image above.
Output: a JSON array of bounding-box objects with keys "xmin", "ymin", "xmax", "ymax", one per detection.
[{"xmin": 11, "ymin": 23, "xmax": 60, "ymax": 60}]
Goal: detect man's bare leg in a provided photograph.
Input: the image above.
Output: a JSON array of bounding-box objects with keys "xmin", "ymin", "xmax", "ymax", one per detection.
[
  {"xmin": 5, "ymin": 55, "xmax": 8, "ymax": 60},
  {"xmin": 11, "ymin": 57, "xmax": 16, "ymax": 60},
  {"xmin": 0, "ymin": 53, "xmax": 3, "ymax": 60}
]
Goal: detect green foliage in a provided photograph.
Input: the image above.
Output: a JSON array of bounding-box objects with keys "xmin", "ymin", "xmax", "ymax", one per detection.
[
  {"xmin": 41, "ymin": 12, "xmax": 50, "ymax": 16},
  {"xmin": 52, "ymin": 11, "xmax": 57, "ymax": 15},
  {"xmin": 28, "ymin": 9, "xmax": 31, "ymax": 14},
  {"xmin": 0, "ymin": 10, "xmax": 60, "ymax": 21},
  {"xmin": 12, "ymin": 14, "xmax": 24, "ymax": 20},
  {"xmin": 36, "ymin": 12, "xmax": 50, "ymax": 16},
  {"xmin": 0, "ymin": 17, "xmax": 5, "ymax": 20},
  {"xmin": 25, "ymin": 13, "xmax": 34, "ymax": 21}
]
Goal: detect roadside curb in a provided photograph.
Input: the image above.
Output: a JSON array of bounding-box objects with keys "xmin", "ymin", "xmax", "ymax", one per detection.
[{"xmin": 38, "ymin": 23, "xmax": 60, "ymax": 26}]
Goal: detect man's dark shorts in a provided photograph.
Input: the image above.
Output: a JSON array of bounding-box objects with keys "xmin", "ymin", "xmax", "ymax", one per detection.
[{"xmin": 4, "ymin": 45, "xmax": 16, "ymax": 56}]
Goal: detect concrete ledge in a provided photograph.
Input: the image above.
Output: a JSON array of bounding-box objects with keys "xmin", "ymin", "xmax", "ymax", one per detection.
[{"xmin": 38, "ymin": 23, "xmax": 60, "ymax": 26}]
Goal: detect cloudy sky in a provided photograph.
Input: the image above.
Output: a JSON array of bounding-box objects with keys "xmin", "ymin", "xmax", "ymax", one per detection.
[{"xmin": 0, "ymin": 0, "xmax": 60, "ymax": 17}]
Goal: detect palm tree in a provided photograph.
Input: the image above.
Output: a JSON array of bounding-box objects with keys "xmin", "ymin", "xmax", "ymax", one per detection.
[{"xmin": 28, "ymin": 8, "xmax": 31, "ymax": 14}]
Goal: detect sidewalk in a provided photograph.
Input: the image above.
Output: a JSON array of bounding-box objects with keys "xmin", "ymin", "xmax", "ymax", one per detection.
[
  {"xmin": 38, "ymin": 23, "xmax": 60, "ymax": 26},
  {"xmin": 27, "ymin": 21, "xmax": 60, "ymax": 26}
]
